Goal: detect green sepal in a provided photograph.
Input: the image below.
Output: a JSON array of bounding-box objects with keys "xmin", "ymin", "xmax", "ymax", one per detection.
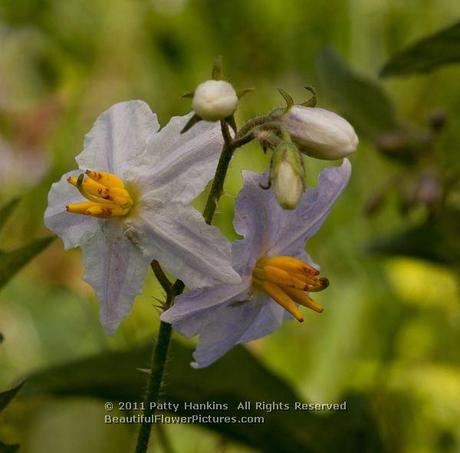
[
  {"xmin": 302, "ymin": 86, "xmax": 317, "ymax": 107},
  {"xmin": 237, "ymin": 87, "xmax": 255, "ymax": 99},
  {"xmin": 180, "ymin": 113, "xmax": 202, "ymax": 134},
  {"xmin": 270, "ymin": 142, "xmax": 304, "ymax": 183},
  {"xmin": 278, "ymin": 88, "xmax": 294, "ymax": 112}
]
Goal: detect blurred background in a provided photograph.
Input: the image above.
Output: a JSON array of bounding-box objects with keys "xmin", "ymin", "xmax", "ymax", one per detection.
[{"xmin": 0, "ymin": 0, "xmax": 459, "ymax": 452}]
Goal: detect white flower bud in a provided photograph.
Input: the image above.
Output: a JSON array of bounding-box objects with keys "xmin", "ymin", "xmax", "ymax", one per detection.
[
  {"xmin": 271, "ymin": 142, "xmax": 304, "ymax": 210},
  {"xmin": 281, "ymin": 106, "xmax": 358, "ymax": 160},
  {"xmin": 192, "ymin": 80, "xmax": 238, "ymax": 121}
]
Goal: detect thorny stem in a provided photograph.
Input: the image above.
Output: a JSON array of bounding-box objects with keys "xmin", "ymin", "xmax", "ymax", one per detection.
[
  {"xmin": 135, "ymin": 262, "xmax": 184, "ymax": 453},
  {"xmin": 135, "ymin": 113, "xmax": 261, "ymax": 453}
]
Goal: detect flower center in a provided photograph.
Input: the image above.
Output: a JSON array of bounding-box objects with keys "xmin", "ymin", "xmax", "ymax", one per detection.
[
  {"xmin": 66, "ymin": 170, "xmax": 133, "ymax": 218},
  {"xmin": 252, "ymin": 256, "xmax": 329, "ymax": 322}
]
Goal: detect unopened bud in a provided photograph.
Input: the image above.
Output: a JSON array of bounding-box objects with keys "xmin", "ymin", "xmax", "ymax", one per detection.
[
  {"xmin": 271, "ymin": 142, "xmax": 305, "ymax": 209},
  {"xmin": 280, "ymin": 106, "xmax": 358, "ymax": 160},
  {"xmin": 192, "ymin": 80, "xmax": 238, "ymax": 121}
]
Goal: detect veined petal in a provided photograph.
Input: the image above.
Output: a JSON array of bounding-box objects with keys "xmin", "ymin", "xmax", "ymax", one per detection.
[
  {"xmin": 162, "ymin": 288, "xmax": 285, "ymax": 367},
  {"xmin": 238, "ymin": 294, "xmax": 288, "ymax": 343},
  {"xmin": 190, "ymin": 299, "xmax": 264, "ymax": 368},
  {"xmin": 44, "ymin": 171, "xmax": 100, "ymax": 249},
  {"xmin": 270, "ymin": 159, "xmax": 351, "ymax": 256},
  {"xmin": 81, "ymin": 222, "xmax": 151, "ymax": 334},
  {"xmin": 235, "ymin": 160, "xmax": 351, "ymax": 260},
  {"xmin": 232, "ymin": 171, "xmax": 271, "ymax": 276},
  {"xmin": 133, "ymin": 113, "xmax": 224, "ymax": 204},
  {"xmin": 128, "ymin": 203, "xmax": 241, "ymax": 289},
  {"xmin": 162, "ymin": 285, "xmax": 293, "ymax": 367},
  {"xmin": 161, "ymin": 280, "xmax": 250, "ymax": 338},
  {"xmin": 75, "ymin": 101, "xmax": 160, "ymax": 178}
]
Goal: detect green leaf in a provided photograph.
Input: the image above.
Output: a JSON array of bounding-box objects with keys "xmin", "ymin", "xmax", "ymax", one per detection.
[
  {"xmin": 367, "ymin": 211, "xmax": 460, "ymax": 265},
  {"xmin": 316, "ymin": 48, "xmax": 400, "ymax": 140},
  {"xmin": 0, "ymin": 382, "xmax": 23, "ymax": 413},
  {"xmin": 0, "ymin": 236, "xmax": 55, "ymax": 290},
  {"xmin": 24, "ymin": 340, "xmax": 383, "ymax": 452},
  {"xmin": 0, "ymin": 441, "xmax": 20, "ymax": 453},
  {"xmin": 0, "ymin": 198, "xmax": 20, "ymax": 235},
  {"xmin": 380, "ymin": 22, "xmax": 460, "ymax": 77}
]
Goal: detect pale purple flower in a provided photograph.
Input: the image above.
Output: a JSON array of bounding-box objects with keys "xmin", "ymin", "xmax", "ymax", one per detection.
[
  {"xmin": 45, "ymin": 100, "xmax": 240, "ymax": 334},
  {"xmin": 161, "ymin": 159, "xmax": 352, "ymax": 368}
]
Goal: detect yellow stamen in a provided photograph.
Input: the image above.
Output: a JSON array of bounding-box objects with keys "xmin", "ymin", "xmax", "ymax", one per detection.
[
  {"xmin": 282, "ymin": 287, "xmax": 324, "ymax": 313},
  {"xmin": 85, "ymin": 204, "xmax": 126, "ymax": 218},
  {"xmin": 66, "ymin": 201, "xmax": 99, "ymax": 214},
  {"xmin": 252, "ymin": 255, "xmax": 328, "ymax": 321},
  {"xmin": 265, "ymin": 256, "xmax": 319, "ymax": 276},
  {"xmin": 68, "ymin": 176, "xmax": 132, "ymax": 208},
  {"xmin": 254, "ymin": 266, "xmax": 308, "ymax": 290},
  {"xmin": 65, "ymin": 170, "xmax": 133, "ymax": 218},
  {"xmin": 66, "ymin": 201, "xmax": 125, "ymax": 218},
  {"xmin": 85, "ymin": 170, "xmax": 125, "ymax": 188},
  {"xmin": 262, "ymin": 281, "xmax": 304, "ymax": 322}
]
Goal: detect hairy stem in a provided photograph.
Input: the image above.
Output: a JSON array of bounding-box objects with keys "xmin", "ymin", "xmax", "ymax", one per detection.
[
  {"xmin": 134, "ymin": 263, "xmax": 184, "ymax": 453},
  {"xmin": 135, "ymin": 114, "xmax": 256, "ymax": 453}
]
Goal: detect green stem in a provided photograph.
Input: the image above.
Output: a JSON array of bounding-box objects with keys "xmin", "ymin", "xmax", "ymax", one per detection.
[
  {"xmin": 203, "ymin": 122, "xmax": 235, "ymax": 224},
  {"xmin": 134, "ymin": 263, "xmax": 184, "ymax": 453},
  {"xmin": 237, "ymin": 114, "xmax": 274, "ymax": 138},
  {"xmin": 134, "ymin": 321, "xmax": 172, "ymax": 453},
  {"xmin": 134, "ymin": 115, "xmax": 256, "ymax": 453}
]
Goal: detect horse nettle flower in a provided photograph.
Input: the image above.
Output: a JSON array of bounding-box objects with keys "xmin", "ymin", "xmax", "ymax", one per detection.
[
  {"xmin": 280, "ymin": 106, "xmax": 358, "ymax": 160},
  {"xmin": 192, "ymin": 80, "xmax": 238, "ymax": 121},
  {"xmin": 45, "ymin": 100, "xmax": 240, "ymax": 334},
  {"xmin": 162, "ymin": 159, "xmax": 351, "ymax": 368},
  {"xmin": 270, "ymin": 142, "xmax": 305, "ymax": 209}
]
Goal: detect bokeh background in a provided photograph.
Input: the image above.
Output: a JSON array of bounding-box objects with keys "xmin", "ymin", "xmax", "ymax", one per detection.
[{"xmin": 1, "ymin": 0, "xmax": 459, "ymax": 452}]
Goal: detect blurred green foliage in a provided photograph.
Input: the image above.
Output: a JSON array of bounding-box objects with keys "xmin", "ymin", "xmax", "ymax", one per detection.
[{"xmin": 0, "ymin": 0, "xmax": 459, "ymax": 452}]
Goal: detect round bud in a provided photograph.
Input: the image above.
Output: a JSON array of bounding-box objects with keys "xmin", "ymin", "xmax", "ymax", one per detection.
[
  {"xmin": 192, "ymin": 80, "xmax": 238, "ymax": 121},
  {"xmin": 281, "ymin": 106, "xmax": 358, "ymax": 160}
]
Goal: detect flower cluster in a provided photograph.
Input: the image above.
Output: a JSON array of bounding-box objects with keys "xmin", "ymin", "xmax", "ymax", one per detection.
[{"xmin": 45, "ymin": 78, "xmax": 357, "ymax": 366}]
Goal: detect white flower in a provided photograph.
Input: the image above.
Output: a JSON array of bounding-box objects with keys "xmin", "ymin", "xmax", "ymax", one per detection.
[
  {"xmin": 45, "ymin": 100, "xmax": 240, "ymax": 334},
  {"xmin": 192, "ymin": 80, "xmax": 238, "ymax": 121},
  {"xmin": 281, "ymin": 106, "xmax": 358, "ymax": 160}
]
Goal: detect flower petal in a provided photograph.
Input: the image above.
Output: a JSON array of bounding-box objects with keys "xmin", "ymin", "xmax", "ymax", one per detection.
[
  {"xmin": 189, "ymin": 292, "xmax": 287, "ymax": 368},
  {"xmin": 270, "ymin": 159, "xmax": 351, "ymax": 257},
  {"xmin": 162, "ymin": 286, "xmax": 289, "ymax": 367},
  {"xmin": 81, "ymin": 222, "xmax": 151, "ymax": 334},
  {"xmin": 128, "ymin": 203, "xmax": 241, "ymax": 289},
  {"xmin": 238, "ymin": 295, "xmax": 287, "ymax": 343},
  {"xmin": 232, "ymin": 171, "xmax": 271, "ymax": 276},
  {"xmin": 75, "ymin": 100, "xmax": 160, "ymax": 177},
  {"xmin": 234, "ymin": 159, "xmax": 351, "ymax": 262},
  {"xmin": 161, "ymin": 280, "xmax": 250, "ymax": 338},
  {"xmin": 190, "ymin": 299, "xmax": 264, "ymax": 368},
  {"xmin": 44, "ymin": 171, "xmax": 100, "ymax": 249},
  {"xmin": 134, "ymin": 113, "xmax": 224, "ymax": 204}
]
